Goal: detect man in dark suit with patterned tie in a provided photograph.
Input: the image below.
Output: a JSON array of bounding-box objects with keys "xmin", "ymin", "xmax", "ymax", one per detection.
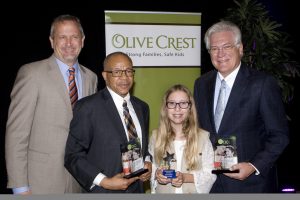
[
  {"xmin": 193, "ymin": 21, "xmax": 289, "ymax": 193},
  {"xmin": 64, "ymin": 51, "xmax": 152, "ymax": 193}
]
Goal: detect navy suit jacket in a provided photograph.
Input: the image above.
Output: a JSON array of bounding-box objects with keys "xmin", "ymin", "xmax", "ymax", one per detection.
[
  {"xmin": 64, "ymin": 87, "xmax": 150, "ymax": 193},
  {"xmin": 193, "ymin": 64, "xmax": 289, "ymax": 193}
]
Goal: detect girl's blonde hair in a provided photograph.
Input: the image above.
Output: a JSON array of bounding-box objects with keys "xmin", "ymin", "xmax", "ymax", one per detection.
[{"xmin": 154, "ymin": 84, "xmax": 201, "ymax": 170}]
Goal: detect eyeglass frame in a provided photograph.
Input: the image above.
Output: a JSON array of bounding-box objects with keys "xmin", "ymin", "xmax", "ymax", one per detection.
[
  {"xmin": 208, "ymin": 43, "xmax": 239, "ymax": 55},
  {"xmin": 104, "ymin": 69, "xmax": 135, "ymax": 77},
  {"xmin": 166, "ymin": 101, "xmax": 191, "ymax": 109}
]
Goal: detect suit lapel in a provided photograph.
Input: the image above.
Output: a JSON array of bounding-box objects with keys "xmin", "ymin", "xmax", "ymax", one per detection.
[
  {"xmin": 79, "ymin": 65, "xmax": 89, "ymax": 97},
  {"xmin": 103, "ymin": 88, "xmax": 128, "ymax": 142},
  {"xmin": 131, "ymin": 98, "xmax": 146, "ymax": 153},
  {"xmin": 208, "ymin": 71, "xmax": 218, "ymax": 133},
  {"xmin": 219, "ymin": 65, "xmax": 249, "ymax": 133},
  {"xmin": 47, "ymin": 55, "xmax": 72, "ymax": 112}
]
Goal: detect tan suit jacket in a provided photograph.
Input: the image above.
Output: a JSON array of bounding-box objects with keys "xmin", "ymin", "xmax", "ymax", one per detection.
[{"xmin": 5, "ymin": 55, "xmax": 98, "ymax": 194}]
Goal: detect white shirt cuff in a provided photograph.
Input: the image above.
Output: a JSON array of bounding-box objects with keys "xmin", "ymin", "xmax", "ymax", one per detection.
[
  {"xmin": 90, "ymin": 173, "xmax": 106, "ymax": 190},
  {"xmin": 249, "ymin": 162, "xmax": 260, "ymax": 175},
  {"xmin": 145, "ymin": 155, "xmax": 151, "ymax": 162},
  {"xmin": 12, "ymin": 186, "xmax": 30, "ymax": 194}
]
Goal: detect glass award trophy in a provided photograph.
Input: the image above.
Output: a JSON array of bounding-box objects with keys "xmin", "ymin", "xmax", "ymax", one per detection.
[
  {"xmin": 212, "ymin": 135, "xmax": 239, "ymax": 174},
  {"xmin": 161, "ymin": 152, "xmax": 176, "ymax": 178},
  {"xmin": 121, "ymin": 139, "xmax": 148, "ymax": 179}
]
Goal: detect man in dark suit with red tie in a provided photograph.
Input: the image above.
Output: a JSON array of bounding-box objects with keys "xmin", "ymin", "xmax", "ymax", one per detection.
[
  {"xmin": 193, "ymin": 21, "xmax": 289, "ymax": 193},
  {"xmin": 64, "ymin": 51, "xmax": 151, "ymax": 193}
]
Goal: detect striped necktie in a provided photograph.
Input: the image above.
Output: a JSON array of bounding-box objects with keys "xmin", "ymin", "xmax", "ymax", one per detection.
[
  {"xmin": 68, "ymin": 67, "xmax": 78, "ymax": 108},
  {"xmin": 123, "ymin": 100, "xmax": 138, "ymax": 140}
]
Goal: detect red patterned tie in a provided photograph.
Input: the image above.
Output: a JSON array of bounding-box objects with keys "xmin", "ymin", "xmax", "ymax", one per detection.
[
  {"xmin": 123, "ymin": 100, "xmax": 138, "ymax": 140},
  {"xmin": 68, "ymin": 67, "xmax": 78, "ymax": 108}
]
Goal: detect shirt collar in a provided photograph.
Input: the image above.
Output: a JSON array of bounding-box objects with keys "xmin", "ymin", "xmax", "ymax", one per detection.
[
  {"xmin": 217, "ymin": 62, "xmax": 241, "ymax": 88},
  {"xmin": 55, "ymin": 57, "xmax": 79, "ymax": 73},
  {"xmin": 107, "ymin": 86, "xmax": 130, "ymax": 107}
]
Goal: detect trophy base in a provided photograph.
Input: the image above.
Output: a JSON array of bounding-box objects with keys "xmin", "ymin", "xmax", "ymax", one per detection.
[
  {"xmin": 123, "ymin": 168, "xmax": 148, "ymax": 179},
  {"xmin": 163, "ymin": 169, "xmax": 176, "ymax": 178},
  {"xmin": 212, "ymin": 169, "xmax": 239, "ymax": 174}
]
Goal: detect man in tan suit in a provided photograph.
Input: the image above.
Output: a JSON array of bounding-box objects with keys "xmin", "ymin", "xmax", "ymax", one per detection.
[{"xmin": 5, "ymin": 14, "xmax": 98, "ymax": 194}]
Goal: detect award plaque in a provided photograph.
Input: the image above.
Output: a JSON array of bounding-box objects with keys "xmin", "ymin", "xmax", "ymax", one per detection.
[
  {"xmin": 161, "ymin": 152, "xmax": 176, "ymax": 178},
  {"xmin": 212, "ymin": 136, "xmax": 239, "ymax": 174},
  {"xmin": 121, "ymin": 139, "xmax": 148, "ymax": 179}
]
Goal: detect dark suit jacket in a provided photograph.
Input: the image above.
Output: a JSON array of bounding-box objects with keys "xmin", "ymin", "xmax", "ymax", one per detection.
[
  {"xmin": 193, "ymin": 64, "xmax": 289, "ymax": 193},
  {"xmin": 64, "ymin": 87, "xmax": 150, "ymax": 193}
]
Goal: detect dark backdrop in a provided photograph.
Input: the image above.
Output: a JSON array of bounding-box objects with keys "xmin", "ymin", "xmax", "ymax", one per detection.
[{"xmin": 1, "ymin": 0, "xmax": 299, "ymax": 194}]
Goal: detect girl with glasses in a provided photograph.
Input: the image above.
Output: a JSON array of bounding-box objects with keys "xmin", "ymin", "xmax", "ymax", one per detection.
[{"xmin": 148, "ymin": 84, "xmax": 216, "ymax": 193}]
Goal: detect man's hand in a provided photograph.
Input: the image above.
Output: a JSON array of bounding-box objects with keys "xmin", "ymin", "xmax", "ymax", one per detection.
[
  {"xmin": 224, "ymin": 162, "xmax": 256, "ymax": 180},
  {"xmin": 100, "ymin": 173, "xmax": 139, "ymax": 190}
]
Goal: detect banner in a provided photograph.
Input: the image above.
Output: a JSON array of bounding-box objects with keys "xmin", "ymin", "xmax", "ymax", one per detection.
[{"xmin": 105, "ymin": 10, "xmax": 201, "ymax": 133}]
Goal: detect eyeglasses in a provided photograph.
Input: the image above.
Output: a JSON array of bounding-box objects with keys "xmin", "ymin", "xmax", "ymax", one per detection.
[
  {"xmin": 104, "ymin": 69, "xmax": 135, "ymax": 77},
  {"xmin": 209, "ymin": 44, "xmax": 236, "ymax": 55},
  {"xmin": 166, "ymin": 101, "xmax": 191, "ymax": 109}
]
